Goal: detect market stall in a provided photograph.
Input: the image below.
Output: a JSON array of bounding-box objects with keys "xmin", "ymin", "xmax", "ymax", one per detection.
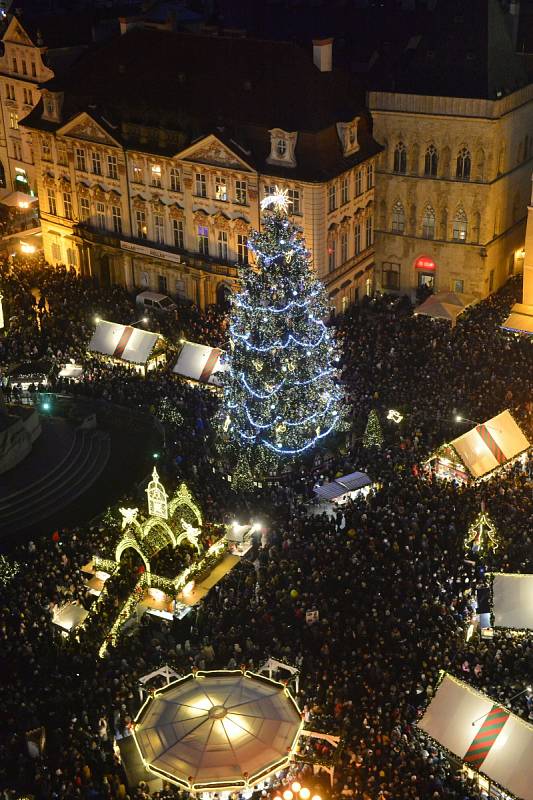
[
  {"xmin": 414, "ymin": 291, "xmax": 479, "ymax": 327},
  {"xmin": 427, "ymin": 410, "xmax": 530, "ymax": 482},
  {"xmin": 88, "ymin": 320, "xmax": 166, "ymax": 374},
  {"xmin": 492, "ymin": 572, "xmax": 533, "ymax": 631},
  {"xmin": 172, "ymin": 340, "xmax": 227, "ymax": 386},
  {"xmin": 418, "ymin": 673, "xmax": 533, "ymax": 800},
  {"xmin": 313, "ymin": 471, "xmax": 372, "ymax": 504},
  {"xmin": 52, "ymin": 601, "xmax": 88, "ymax": 633}
]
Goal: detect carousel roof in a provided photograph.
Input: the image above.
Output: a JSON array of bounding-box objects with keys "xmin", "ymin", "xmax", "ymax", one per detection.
[{"xmin": 133, "ymin": 670, "xmax": 303, "ymax": 790}]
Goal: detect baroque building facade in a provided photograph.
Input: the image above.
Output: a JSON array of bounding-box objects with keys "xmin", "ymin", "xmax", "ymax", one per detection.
[{"xmin": 21, "ymin": 32, "xmax": 381, "ymax": 313}]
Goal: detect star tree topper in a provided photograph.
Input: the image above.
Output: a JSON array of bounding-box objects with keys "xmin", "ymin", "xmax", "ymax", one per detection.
[{"xmin": 260, "ymin": 186, "xmax": 290, "ymax": 214}]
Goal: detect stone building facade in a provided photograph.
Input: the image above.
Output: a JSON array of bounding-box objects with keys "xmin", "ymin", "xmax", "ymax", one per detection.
[
  {"xmin": 370, "ymin": 88, "xmax": 533, "ymax": 298},
  {"xmin": 21, "ymin": 32, "xmax": 381, "ymax": 313}
]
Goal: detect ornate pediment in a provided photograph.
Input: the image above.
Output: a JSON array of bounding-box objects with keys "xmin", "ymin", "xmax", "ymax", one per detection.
[
  {"xmin": 5, "ymin": 19, "xmax": 34, "ymax": 46},
  {"xmin": 180, "ymin": 135, "xmax": 252, "ymax": 172},
  {"xmin": 58, "ymin": 114, "xmax": 120, "ymax": 148}
]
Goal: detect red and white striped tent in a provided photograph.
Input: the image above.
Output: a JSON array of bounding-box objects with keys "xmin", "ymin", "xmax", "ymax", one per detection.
[
  {"xmin": 430, "ymin": 410, "xmax": 529, "ymax": 481},
  {"xmin": 88, "ymin": 320, "xmax": 164, "ymax": 368},
  {"xmin": 418, "ymin": 673, "xmax": 533, "ymax": 800},
  {"xmin": 172, "ymin": 340, "xmax": 227, "ymax": 386}
]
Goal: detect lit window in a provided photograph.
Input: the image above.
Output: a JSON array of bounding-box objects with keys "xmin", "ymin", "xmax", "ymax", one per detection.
[
  {"xmin": 452, "ymin": 207, "xmax": 468, "ymax": 241},
  {"xmin": 9, "ymin": 112, "xmax": 18, "ymax": 130},
  {"xmin": 235, "ymin": 180, "xmax": 247, "ymax": 205},
  {"xmin": 215, "ymin": 176, "xmax": 228, "ymax": 201},
  {"xmin": 136, "ymin": 210, "xmax": 147, "ymax": 239},
  {"xmin": 132, "ymin": 163, "xmax": 143, "ymax": 183},
  {"xmin": 198, "ymin": 224, "xmax": 209, "ymax": 255},
  {"xmin": 151, "ymin": 164, "xmax": 162, "ymax": 188}
]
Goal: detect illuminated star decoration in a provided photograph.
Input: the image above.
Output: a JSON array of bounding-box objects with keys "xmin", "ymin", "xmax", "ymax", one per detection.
[
  {"xmin": 260, "ymin": 186, "xmax": 290, "ymax": 214},
  {"xmin": 387, "ymin": 409, "xmax": 403, "ymax": 423},
  {"xmin": 119, "ymin": 507, "xmax": 139, "ymax": 530}
]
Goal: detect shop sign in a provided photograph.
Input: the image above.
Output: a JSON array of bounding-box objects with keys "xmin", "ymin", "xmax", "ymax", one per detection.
[
  {"xmin": 415, "ymin": 255, "xmax": 436, "ymax": 271},
  {"xmin": 120, "ymin": 240, "xmax": 183, "ymax": 264}
]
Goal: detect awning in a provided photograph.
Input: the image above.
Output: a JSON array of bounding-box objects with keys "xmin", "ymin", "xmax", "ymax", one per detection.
[
  {"xmin": 492, "ymin": 573, "xmax": 533, "ymax": 630},
  {"xmin": 314, "ymin": 471, "xmax": 372, "ymax": 501},
  {"xmin": 0, "ymin": 191, "xmax": 38, "ymax": 209},
  {"xmin": 418, "ymin": 673, "xmax": 533, "ymax": 800},
  {"xmin": 502, "ymin": 303, "xmax": 533, "ymax": 335},
  {"xmin": 58, "ymin": 363, "xmax": 84, "ymax": 381},
  {"xmin": 436, "ymin": 410, "xmax": 529, "ymax": 479},
  {"xmin": 415, "ymin": 291, "xmax": 479, "ymax": 324},
  {"xmin": 173, "ymin": 340, "xmax": 227, "ymax": 385},
  {"xmin": 88, "ymin": 320, "xmax": 161, "ymax": 364},
  {"xmin": 52, "ymin": 602, "xmax": 88, "ymax": 632}
]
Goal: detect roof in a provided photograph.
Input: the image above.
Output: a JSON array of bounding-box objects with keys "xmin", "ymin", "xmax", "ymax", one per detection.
[
  {"xmin": 314, "ymin": 471, "xmax": 371, "ymax": 501},
  {"xmin": 502, "ymin": 303, "xmax": 533, "ymax": 335},
  {"xmin": 173, "ymin": 341, "xmax": 227, "ymax": 386},
  {"xmin": 418, "ymin": 673, "xmax": 533, "ymax": 800},
  {"xmin": 88, "ymin": 320, "xmax": 161, "ymax": 364},
  {"xmin": 492, "ymin": 573, "xmax": 533, "ymax": 630},
  {"xmin": 51, "ymin": 601, "xmax": 88, "ymax": 631},
  {"xmin": 414, "ymin": 292, "xmax": 479, "ymax": 324},
  {"xmin": 133, "ymin": 670, "xmax": 303, "ymax": 790},
  {"xmin": 20, "ymin": 28, "xmax": 382, "ymax": 180},
  {"xmin": 446, "ymin": 410, "xmax": 530, "ymax": 479}
]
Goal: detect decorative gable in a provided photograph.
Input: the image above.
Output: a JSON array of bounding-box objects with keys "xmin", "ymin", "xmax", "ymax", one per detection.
[
  {"xmin": 337, "ymin": 117, "xmax": 360, "ymax": 156},
  {"xmin": 179, "ymin": 135, "xmax": 253, "ymax": 172},
  {"xmin": 58, "ymin": 113, "xmax": 121, "ymax": 148},
  {"xmin": 5, "ymin": 18, "xmax": 34, "ymax": 46},
  {"xmin": 267, "ymin": 129, "xmax": 297, "ymax": 168}
]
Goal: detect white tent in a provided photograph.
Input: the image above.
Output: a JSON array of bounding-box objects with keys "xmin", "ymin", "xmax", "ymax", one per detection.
[
  {"xmin": 314, "ymin": 471, "xmax": 372, "ymax": 502},
  {"xmin": 88, "ymin": 320, "xmax": 162, "ymax": 366},
  {"xmin": 492, "ymin": 573, "xmax": 533, "ymax": 631},
  {"xmin": 173, "ymin": 340, "xmax": 227, "ymax": 386},
  {"xmin": 502, "ymin": 303, "xmax": 533, "ymax": 336},
  {"xmin": 415, "ymin": 291, "xmax": 479, "ymax": 326},
  {"xmin": 418, "ymin": 673, "xmax": 533, "ymax": 800},
  {"xmin": 432, "ymin": 410, "xmax": 529, "ymax": 480},
  {"xmin": 52, "ymin": 602, "xmax": 88, "ymax": 632}
]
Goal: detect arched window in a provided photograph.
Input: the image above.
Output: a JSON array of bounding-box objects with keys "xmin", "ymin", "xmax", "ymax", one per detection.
[
  {"xmin": 452, "ymin": 207, "xmax": 468, "ymax": 241},
  {"xmin": 456, "ymin": 147, "xmax": 471, "ymax": 180},
  {"xmin": 424, "ymin": 145, "xmax": 438, "ymax": 177},
  {"xmin": 422, "ymin": 205, "xmax": 436, "ymax": 239},
  {"xmin": 393, "ymin": 141, "xmax": 407, "ymax": 174},
  {"xmin": 391, "ymin": 200, "xmax": 405, "ymax": 234}
]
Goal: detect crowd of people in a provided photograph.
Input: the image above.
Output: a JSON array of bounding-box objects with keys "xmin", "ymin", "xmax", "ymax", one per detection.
[{"xmin": 0, "ymin": 258, "xmax": 532, "ymax": 800}]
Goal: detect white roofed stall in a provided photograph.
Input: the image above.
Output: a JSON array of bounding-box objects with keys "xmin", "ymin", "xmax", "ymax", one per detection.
[
  {"xmin": 492, "ymin": 573, "xmax": 533, "ymax": 631},
  {"xmin": 314, "ymin": 471, "xmax": 372, "ymax": 502},
  {"xmin": 88, "ymin": 320, "xmax": 165, "ymax": 370},
  {"xmin": 173, "ymin": 340, "xmax": 227, "ymax": 386},
  {"xmin": 418, "ymin": 673, "xmax": 533, "ymax": 800}
]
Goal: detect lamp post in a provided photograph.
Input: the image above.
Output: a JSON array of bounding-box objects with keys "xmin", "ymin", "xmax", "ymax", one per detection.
[
  {"xmin": 455, "ymin": 414, "xmax": 480, "ymax": 426},
  {"xmin": 275, "ymin": 782, "xmax": 321, "ymax": 800},
  {"xmin": 471, "ymin": 686, "xmax": 532, "ymax": 726}
]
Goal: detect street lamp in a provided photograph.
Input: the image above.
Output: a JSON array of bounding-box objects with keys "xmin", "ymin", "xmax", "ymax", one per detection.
[
  {"xmin": 471, "ymin": 686, "xmax": 532, "ymax": 726},
  {"xmin": 455, "ymin": 414, "xmax": 480, "ymax": 426},
  {"xmin": 275, "ymin": 783, "xmax": 320, "ymax": 800}
]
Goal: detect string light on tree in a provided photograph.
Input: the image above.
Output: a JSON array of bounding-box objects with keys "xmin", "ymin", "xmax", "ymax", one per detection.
[
  {"xmin": 465, "ymin": 506, "xmax": 498, "ymax": 553},
  {"xmin": 220, "ymin": 187, "xmax": 344, "ymax": 473},
  {"xmin": 363, "ymin": 409, "xmax": 383, "ymax": 448},
  {"xmin": 0, "ymin": 554, "xmax": 19, "ymax": 587}
]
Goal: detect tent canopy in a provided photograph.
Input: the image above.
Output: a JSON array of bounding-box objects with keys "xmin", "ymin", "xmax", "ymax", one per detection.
[
  {"xmin": 52, "ymin": 602, "xmax": 88, "ymax": 631},
  {"xmin": 502, "ymin": 303, "xmax": 533, "ymax": 335},
  {"xmin": 314, "ymin": 471, "xmax": 372, "ymax": 501},
  {"xmin": 418, "ymin": 673, "xmax": 533, "ymax": 800},
  {"xmin": 492, "ymin": 573, "xmax": 533, "ymax": 630},
  {"xmin": 415, "ymin": 291, "xmax": 479, "ymax": 324},
  {"xmin": 0, "ymin": 190, "xmax": 38, "ymax": 208},
  {"xmin": 443, "ymin": 410, "xmax": 529, "ymax": 479},
  {"xmin": 133, "ymin": 670, "xmax": 302, "ymax": 790},
  {"xmin": 88, "ymin": 320, "xmax": 161, "ymax": 365},
  {"xmin": 173, "ymin": 340, "xmax": 227, "ymax": 385}
]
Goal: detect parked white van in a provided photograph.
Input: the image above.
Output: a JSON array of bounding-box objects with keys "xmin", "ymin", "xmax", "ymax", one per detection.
[{"xmin": 135, "ymin": 291, "xmax": 178, "ymax": 315}]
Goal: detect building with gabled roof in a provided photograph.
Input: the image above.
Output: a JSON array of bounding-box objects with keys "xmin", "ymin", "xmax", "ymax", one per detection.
[{"xmin": 20, "ymin": 28, "xmax": 382, "ymax": 313}]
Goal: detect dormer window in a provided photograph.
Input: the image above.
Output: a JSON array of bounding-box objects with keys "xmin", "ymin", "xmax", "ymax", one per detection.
[
  {"xmin": 41, "ymin": 89, "xmax": 64, "ymax": 124},
  {"xmin": 337, "ymin": 117, "xmax": 360, "ymax": 156},
  {"xmin": 267, "ymin": 128, "xmax": 297, "ymax": 168}
]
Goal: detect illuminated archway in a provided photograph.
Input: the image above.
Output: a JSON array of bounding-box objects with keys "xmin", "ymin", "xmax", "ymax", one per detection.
[
  {"xmin": 142, "ymin": 517, "xmax": 176, "ymax": 549},
  {"xmin": 116, "ymin": 536, "xmax": 150, "ymax": 573},
  {"xmin": 169, "ymin": 484, "xmax": 202, "ymax": 527}
]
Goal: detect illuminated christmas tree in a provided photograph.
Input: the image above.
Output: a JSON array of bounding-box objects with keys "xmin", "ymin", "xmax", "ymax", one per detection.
[
  {"xmin": 465, "ymin": 508, "xmax": 498, "ymax": 553},
  {"xmin": 362, "ymin": 409, "xmax": 383, "ymax": 448},
  {"xmin": 220, "ymin": 189, "xmax": 343, "ymax": 474}
]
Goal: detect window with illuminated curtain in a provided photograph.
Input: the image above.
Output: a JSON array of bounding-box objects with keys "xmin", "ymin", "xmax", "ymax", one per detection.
[
  {"xmin": 215, "ymin": 176, "xmax": 227, "ymax": 201},
  {"xmin": 9, "ymin": 111, "xmax": 18, "ymax": 129},
  {"xmin": 151, "ymin": 164, "xmax": 162, "ymax": 188},
  {"xmin": 391, "ymin": 201, "xmax": 405, "ymax": 234},
  {"xmin": 132, "ymin": 162, "xmax": 143, "ymax": 183},
  {"xmin": 452, "ymin": 207, "xmax": 468, "ymax": 241},
  {"xmin": 237, "ymin": 234, "xmax": 248, "ymax": 265},
  {"xmin": 456, "ymin": 148, "xmax": 471, "ymax": 180},
  {"xmin": 393, "ymin": 142, "xmax": 407, "ymax": 174},
  {"xmin": 422, "ymin": 205, "xmax": 436, "ymax": 239},
  {"xmin": 424, "ymin": 145, "xmax": 438, "ymax": 177},
  {"xmin": 235, "ymin": 180, "xmax": 247, "ymax": 205},
  {"xmin": 198, "ymin": 224, "xmax": 209, "ymax": 255}
]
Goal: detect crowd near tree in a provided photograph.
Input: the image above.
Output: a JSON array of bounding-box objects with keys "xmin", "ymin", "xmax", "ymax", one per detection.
[{"xmin": 0, "ymin": 256, "xmax": 532, "ymax": 800}]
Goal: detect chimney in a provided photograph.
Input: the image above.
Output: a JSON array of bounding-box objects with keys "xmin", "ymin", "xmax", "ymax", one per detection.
[
  {"xmin": 509, "ymin": 0, "xmax": 520, "ymax": 51},
  {"xmin": 312, "ymin": 38, "xmax": 333, "ymax": 72}
]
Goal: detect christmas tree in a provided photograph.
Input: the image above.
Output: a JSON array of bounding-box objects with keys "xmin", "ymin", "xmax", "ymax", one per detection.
[
  {"xmin": 220, "ymin": 189, "xmax": 343, "ymax": 473},
  {"xmin": 362, "ymin": 409, "xmax": 383, "ymax": 448},
  {"xmin": 465, "ymin": 508, "xmax": 498, "ymax": 553}
]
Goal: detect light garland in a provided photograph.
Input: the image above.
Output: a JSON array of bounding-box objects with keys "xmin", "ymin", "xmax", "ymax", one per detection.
[
  {"xmin": 465, "ymin": 510, "xmax": 498, "ymax": 552},
  {"xmin": 219, "ymin": 202, "xmax": 344, "ymax": 468},
  {"xmin": 362, "ymin": 409, "xmax": 384, "ymax": 449},
  {"xmin": 0, "ymin": 555, "xmax": 19, "ymax": 587}
]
